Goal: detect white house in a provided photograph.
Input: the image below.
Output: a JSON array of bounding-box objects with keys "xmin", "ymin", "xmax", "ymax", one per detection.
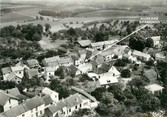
[
  {"xmin": 44, "ymin": 67, "xmax": 58, "ymax": 82},
  {"xmin": 0, "ymin": 96, "xmax": 45, "ymax": 117},
  {"xmin": 132, "ymin": 50, "xmax": 151, "ymax": 61},
  {"xmin": 42, "ymin": 87, "xmax": 59, "ymax": 102},
  {"xmin": 145, "ymin": 84, "xmax": 164, "ymax": 94},
  {"xmin": 45, "ymin": 93, "xmax": 95, "ymax": 117},
  {"xmin": 151, "ymin": 36, "xmax": 161, "ymax": 47},
  {"xmin": 98, "ymin": 72, "xmax": 119, "ymax": 86},
  {"xmin": 1, "ymin": 67, "xmax": 12, "ymax": 81},
  {"xmin": 0, "ymin": 91, "xmax": 19, "ymax": 113},
  {"xmin": 77, "ymin": 63, "xmax": 92, "ymax": 73}
]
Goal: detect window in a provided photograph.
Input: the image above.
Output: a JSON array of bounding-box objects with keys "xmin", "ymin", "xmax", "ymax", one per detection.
[
  {"xmin": 75, "ymin": 105, "xmax": 77, "ymax": 109},
  {"xmin": 40, "ymin": 110, "xmax": 42, "ymax": 114},
  {"xmin": 80, "ymin": 104, "xmax": 82, "ymax": 108},
  {"xmin": 22, "ymin": 114, "xmax": 25, "ymax": 117},
  {"xmin": 9, "ymin": 99, "xmax": 11, "ymax": 104},
  {"xmin": 69, "ymin": 109, "xmax": 71, "ymax": 112},
  {"xmin": 19, "ymin": 71, "xmax": 21, "ymax": 74}
]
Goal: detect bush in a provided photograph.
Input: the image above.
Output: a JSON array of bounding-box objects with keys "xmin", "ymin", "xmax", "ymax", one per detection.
[{"xmin": 121, "ymin": 69, "xmax": 131, "ymax": 78}]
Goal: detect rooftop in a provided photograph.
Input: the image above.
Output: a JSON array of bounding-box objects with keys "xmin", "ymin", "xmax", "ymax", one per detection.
[
  {"xmin": 1, "ymin": 67, "xmax": 11, "ymax": 74},
  {"xmin": 27, "ymin": 59, "xmax": 39, "ymax": 67},
  {"xmin": 145, "ymin": 84, "xmax": 164, "ymax": 93},
  {"xmin": 77, "ymin": 40, "xmax": 91, "ymax": 47}
]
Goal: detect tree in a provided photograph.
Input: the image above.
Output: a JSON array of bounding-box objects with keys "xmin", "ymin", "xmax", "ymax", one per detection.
[
  {"xmin": 129, "ymin": 35, "xmax": 145, "ymax": 51},
  {"xmin": 145, "ymin": 38, "xmax": 154, "ymax": 48},
  {"xmin": 91, "ymin": 87, "xmax": 106, "ymax": 101},
  {"xmin": 32, "ymin": 33, "xmax": 42, "ymax": 41},
  {"xmin": 161, "ymin": 87, "xmax": 167, "ymax": 109},
  {"xmin": 45, "ymin": 23, "xmax": 51, "ymax": 32},
  {"xmin": 114, "ymin": 59, "xmax": 127, "ymax": 67},
  {"xmin": 121, "ymin": 69, "xmax": 131, "ymax": 78},
  {"xmin": 94, "ymin": 32, "xmax": 108, "ymax": 42},
  {"xmin": 0, "ymin": 81, "xmax": 16, "ymax": 90},
  {"xmin": 67, "ymin": 27, "xmax": 77, "ymax": 36}
]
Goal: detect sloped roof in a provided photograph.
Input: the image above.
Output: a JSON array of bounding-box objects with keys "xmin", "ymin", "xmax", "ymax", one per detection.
[
  {"xmin": 26, "ymin": 69, "xmax": 39, "ymax": 78},
  {"xmin": 151, "ymin": 36, "xmax": 160, "ymax": 41},
  {"xmin": 6, "ymin": 72, "xmax": 22, "ymax": 81},
  {"xmin": 11, "ymin": 66, "xmax": 24, "ymax": 72},
  {"xmin": 77, "ymin": 40, "xmax": 91, "ymax": 47},
  {"xmin": 0, "ymin": 91, "xmax": 19, "ymax": 106},
  {"xmin": 59, "ymin": 57, "xmax": 73, "ymax": 64},
  {"xmin": 98, "ymin": 72, "xmax": 118, "ymax": 85},
  {"xmin": 64, "ymin": 93, "xmax": 82, "ymax": 108},
  {"xmin": 42, "ymin": 95, "xmax": 53, "ymax": 106},
  {"xmin": 108, "ymin": 66, "xmax": 121, "ymax": 76},
  {"xmin": 1, "ymin": 67, "xmax": 11, "ymax": 74},
  {"xmin": 2, "ymin": 104, "xmax": 27, "ymax": 117},
  {"xmin": 91, "ymin": 40, "xmax": 118, "ymax": 47},
  {"xmin": 27, "ymin": 59, "xmax": 39, "ymax": 67},
  {"xmin": 145, "ymin": 84, "xmax": 164, "ymax": 93},
  {"xmin": 68, "ymin": 65, "xmax": 79, "ymax": 73},
  {"xmin": 42, "ymin": 87, "xmax": 58, "ymax": 95},
  {"xmin": 99, "ymin": 63, "xmax": 110, "ymax": 72},
  {"xmin": 93, "ymin": 55, "xmax": 105, "ymax": 65},
  {"xmin": 132, "ymin": 50, "xmax": 151, "ymax": 58},
  {"xmin": 25, "ymin": 96, "xmax": 45, "ymax": 110}
]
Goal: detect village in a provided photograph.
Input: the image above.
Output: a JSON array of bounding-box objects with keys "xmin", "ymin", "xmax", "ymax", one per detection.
[{"xmin": 0, "ymin": 1, "xmax": 167, "ymax": 117}]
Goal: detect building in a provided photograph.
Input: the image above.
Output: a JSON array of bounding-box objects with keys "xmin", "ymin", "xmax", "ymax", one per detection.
[
  {"xmin": 68, "ymin": 65, "xmax": 82, "ymax": 77},
  {"xmin": 77, "ymin": 63, "xmax": 92, "ymax": 73},
  {"xmin": 76, "ymin": 40, "xmax": 92, "ymax": 48},
  {"xmin": 44, "ymin": 67, "xmax": 58, "ymax": 82},
  {"xmin": 0, "ymin": 96, "xmax": 45, "ymax": 117},
  {"xmin": 132, "ymin": 50, "xmax": 151, "ymax": 61},
  {"xmin": 1, "ymin": 67, "xmax": 12, "ymax": 81},
  {"xmin": 5, "ymin": 72, "xmax": 22, "ymax": 84},
  {"xmin": 25, "ymin": 69, "xmax": 39, "ymax": 79},
  {"xmin": 10, "ymin": 66, "xmax": 24, "ymax": 78},
  {"xmin": 42, "ymin": 56, "xmax": 60, "ymax": 67},
  {"xmin": 90, "ymin": 40, "xmax": 118, "ymax": 50},
  {"xmin": 145, "ymin": 84, "xmax": 164, "ymax": 94},
  {"xmin": 98, "ymin": 72, "xmax": 119, "ymax": 86},
  {"xmin": 0, "ymin": 91, "xmax": 19, "ymax": 113},
  {"xmin": 59, "ymin": 57, "xmax": 73, "ymax": 67},
  {"xmin": 45, "ymin": 93, "xmax": 96, "ymax": 117},
  {"xmin": 151, "ymin": 36, "xmax": 161, "ymax": 47},
  {"xmin": 91, "ymin": 55, "xmax": 105, "ymax": 74},
  {"xmin": 42, "ymin": 87, "xmax": 59, "ymax": 102},
  {"xmin": 27, "ymin": 59, "xmax": 39, "ymax": 68}
]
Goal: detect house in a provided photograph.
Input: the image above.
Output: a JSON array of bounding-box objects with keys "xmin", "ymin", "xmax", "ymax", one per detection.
[
  {"xmin": 5, "ymin": 88, "xmax": 27, "ymax": 100},
  {"xmin": 77, "ymin": 63, "xmax": 92, "ymax": 73},
  {"xmin": 71, "ymin": 50, "xmax": 87, "ymax": 66},
  {"xmin": 0, "ymin": 96, "xmax": 45, "ymax": 117},
  {"xmin": 42, "ymin": 95, "xmax": 54, "ymax": 108},
  {"xmin": 1, "ymin": 67, "xmax": 12, "ymax": 81},
  {"xmin": 155, "ymin": 51, "xmax": 167, "ymax": 62},
  {"xmin": 45, "ymin": 93, "xmax": 94, "ymax": 117},
  {"xmin": 59, "ymin": 57, "xmax": 73, "ymax": 67},
  {"xmin": 108, "ymin": 66, "xmax": 121, "ymax": 78},
  {"xmin": 71, "ymin": 53, "xmax": 80, "ymax": 66},
  {"xmin": 42, "ymin": 56, "xmax": 60, "ymax": 67},
  {"xmin": 42, "ymin": 87, "xmax": 59, "ymax": 102},
  {"xmin": 71, "ymin": 86, "xmax": 99, "ymax": 108},
  {"xmin": 0, "ymin": 91, "xmax": 19, "ymax": 113},
  {"xmin": 27, "ymin": 59, "xmax": 39, "ymax": 68},
  {"xmin": 132, "ymin": 50, "xmax": 151, "ymax": 61},
  {"xmin": 145, "ymin": 84, "xmax": 164, "ymax": 94},
  {"xmin": 91, "ymin": 55, "xmax": 105, "ymax": 74},
  {"xmin": 86, "ymin": 49, "xmax": 99, "ymax": 60},
  {"xmin": 98, "ymin": 72, "xmax": 119, "ymax": 86},
  {"xmin": 58, "ymin": 47, "xmax": 68, "ymax": 54},
  {"xmin": 68, "ymin": 65, "xmax": 82, "ymax": 77},
  {"xmin": 44, "ymin": 67, "xmax": 57, "ymax": 82},
  {"xmin": 77, "ymin": 40, "xmax": 91, "ymax": 48},
  {"xmin": 78, "ymin": 50, "xmax": 87, "ymax": 64},
  {"xmin": 151, "ymin": 36, "xmax": 161, "ymax": 47},
  {"xmin": 98, "ymin": 63, "xmax": 111, "ymax": 74},
  {"xmin": 90, "ymin": 40, "xmax": 119, "ymax": 50},
  {"xmin": 25, "ymin": 69, "xmax": 39, "ymax": 79},
  {"xmin": 11, "ymin": 66, "xmax": 24, "ymax": 78},
  {"xmin": 6, "ymin": 72, "xmax": 22, "ymax": 84}
]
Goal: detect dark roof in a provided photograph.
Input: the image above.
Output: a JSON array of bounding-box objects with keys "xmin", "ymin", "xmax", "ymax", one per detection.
[
  {"xmin": 65, "ymin": 93, "xmax": 82, "ymax": 108},
  {"xmin": 2, "ymin": 104, "xmax": 27, "ymax": 117},
  {"xmin": 26, "ymin": 69, "xmax": 39, "ymax": 78},
  {"xmin": 94, "ymin": 55, "xmax": 105, "ymax": 65},
  {"xmin": 99, "ymin": 63, "xmax": 110, "ymax": 72},
  {"xmin": 68, "ymin": 65, "xmax": 79, "ymax": 73},
  {"xmin": 42, "ymin": 95, "xmax": 53, "ymax": 106},
  {"xmin": 25, "ymin": 96, "xmax": 45, "ymax": 110}
]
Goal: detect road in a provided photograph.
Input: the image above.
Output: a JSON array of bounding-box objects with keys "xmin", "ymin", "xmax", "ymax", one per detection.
[{"xmin": 87, "ymin": 24, "xmax": 149, "ymax": 61}]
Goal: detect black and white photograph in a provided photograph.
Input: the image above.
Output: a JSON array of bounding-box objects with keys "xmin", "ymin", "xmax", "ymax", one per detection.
[{"xmin": 0, "ymin": 0, "xmax": 167, "ymax": 117}]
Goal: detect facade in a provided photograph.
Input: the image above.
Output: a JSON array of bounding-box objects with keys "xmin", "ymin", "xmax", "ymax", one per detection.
[
  {"xmin": 44, "ymin": 67, "xmax": 58, "ymax": 82},
  {"xmin": 0, "ymin": 91, "xmax": 19, "ymax": 113},
  {"xmin": 42, "ymin": 87, "xmax": 59, "ymax": 102},
  {"xmin": 0, "ymin": 96, "xmax": 45, "ymax": 117},
  {"xmin": 1, "ymin": 67, "xmax": 12, "ymax": 81}
]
